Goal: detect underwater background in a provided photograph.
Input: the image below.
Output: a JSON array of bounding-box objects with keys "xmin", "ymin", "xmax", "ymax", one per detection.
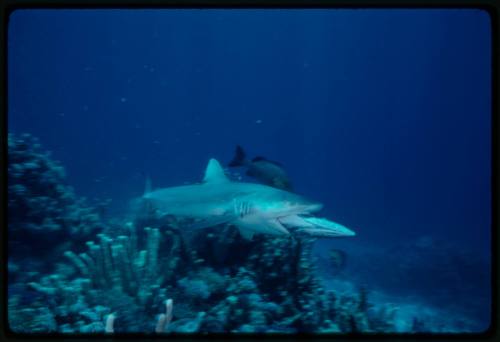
[{"xmin": 7, "ymin": 9, "xmax": 491, "ymax": 333}]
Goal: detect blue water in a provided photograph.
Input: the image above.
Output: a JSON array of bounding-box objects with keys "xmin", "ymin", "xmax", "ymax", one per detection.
[{"xmin": 8, "ymin": 9, "xmax": 492, "ymax": 332}]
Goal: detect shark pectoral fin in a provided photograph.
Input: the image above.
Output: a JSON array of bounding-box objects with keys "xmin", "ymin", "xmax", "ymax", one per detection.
[
  {"xmin": 237, "ymin": 226, "xmax": 255, "ymax": 240},
  {"xmin": 232, "ymin": 220, "xmax": 256, "ymax": 240}
]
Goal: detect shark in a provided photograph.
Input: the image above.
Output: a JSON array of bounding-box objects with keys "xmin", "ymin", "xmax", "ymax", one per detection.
[{"xmin": 140, "ymin": 158, "xmax": 356, "ymax": 240}]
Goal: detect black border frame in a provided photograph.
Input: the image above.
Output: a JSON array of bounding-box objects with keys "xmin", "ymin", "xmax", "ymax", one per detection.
[{"xmin": 1, "ymin": 1, "xmax": 498, "ymax": 341}]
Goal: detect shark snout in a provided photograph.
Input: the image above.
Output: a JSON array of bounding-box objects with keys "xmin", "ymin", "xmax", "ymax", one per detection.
[
  {"xmin": 300, "ymin": 216, "xmax": 356, "ymax": 237},
  {"xmin": 306, "ymin": 202, "xmax": 323, "ymax": 212},
  {"xmin": 333, "ymin": 226, "xmax": 356, "ymax": 237},
  {"xmin": 307, "ymin": 226, "xmax": 356, "ymax": 237},
  {"xmin": 291, "ymin": 201, "xmax": 323, "ymax": 214}
]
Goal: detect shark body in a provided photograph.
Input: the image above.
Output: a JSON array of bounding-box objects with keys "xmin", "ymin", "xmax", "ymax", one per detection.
[{"xmin": 141, "ymin": 159, "xmax": 355, "ymax": 239}]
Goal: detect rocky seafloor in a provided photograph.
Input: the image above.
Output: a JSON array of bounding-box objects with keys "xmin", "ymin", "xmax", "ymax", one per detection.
[{"xmin": 7, "ymin": 133, "xmax": 489, "ymax": 334}]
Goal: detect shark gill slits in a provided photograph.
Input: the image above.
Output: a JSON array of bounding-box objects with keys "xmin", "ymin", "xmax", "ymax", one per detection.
[{"xmin": 233, "ymin": 199, "xmax": 251, "ymax": 218}]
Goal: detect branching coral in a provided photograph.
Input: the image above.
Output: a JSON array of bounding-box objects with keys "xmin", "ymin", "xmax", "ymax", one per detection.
[{"xmin": 17, "ymin": 224, "xmax": 173, "ymax": 332}]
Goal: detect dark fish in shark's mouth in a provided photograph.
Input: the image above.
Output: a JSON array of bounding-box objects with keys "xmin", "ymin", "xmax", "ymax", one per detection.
[{"xmin": 228, "ymin": 145, "xmax": 293, "ymax": 192}]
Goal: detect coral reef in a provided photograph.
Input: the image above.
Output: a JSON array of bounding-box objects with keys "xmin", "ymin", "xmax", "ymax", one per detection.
[
  {"xmin": 8, "ymin": 133, "xmax": 456, "ymax": 334},
  {"xmin": 9, "ymin": 219, "xmax": 398, "ymax": 333},
  {"xmin": 8, "ymin": 133, "xmax": 105, "ymax": 275}
]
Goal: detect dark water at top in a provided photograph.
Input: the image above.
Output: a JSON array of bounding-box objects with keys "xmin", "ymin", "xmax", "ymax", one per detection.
[{"xmin": 8, "ymin": 9, "xmax": 492, "ymax": 331}]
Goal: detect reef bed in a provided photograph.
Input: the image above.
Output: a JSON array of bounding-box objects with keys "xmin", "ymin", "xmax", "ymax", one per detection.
[{"xmin": 7, "ymin": 133, "xmax": 485, "ymax": 334}]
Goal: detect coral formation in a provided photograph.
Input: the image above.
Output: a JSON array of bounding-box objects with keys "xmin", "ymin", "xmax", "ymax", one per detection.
[
  {"xmin": 8, "ymin": 133, "xmax": 105, "ymax": 275},
  {"xmin": 9, "ymin": 218, "xmax": 398, "ymax": 333},
  {"xmin": 8, "ymin": 133, "xmax": 455, "ymax": 334}
]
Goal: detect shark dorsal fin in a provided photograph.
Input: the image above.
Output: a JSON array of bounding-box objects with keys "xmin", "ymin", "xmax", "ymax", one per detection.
[{"xmin": 203, "ymin": 159, "xmax": 230, "ymax": 183}]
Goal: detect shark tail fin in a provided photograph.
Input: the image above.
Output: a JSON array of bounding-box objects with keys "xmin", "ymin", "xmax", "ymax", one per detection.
[
  {"xmin": 229, "ymin": 145, "xmax": 247, "ymax": 167},
  {"xmin": 144, "ymin": 175, "xmax": 152, "ymax": 195}
]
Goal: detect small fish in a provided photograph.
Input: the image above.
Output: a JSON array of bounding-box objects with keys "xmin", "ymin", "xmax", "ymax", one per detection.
[
  {"xmin": 228, "ymin": 145, "xmax": 293, "ymax": 192},
  {"xmin": 328, "ymin": 249, "xmax": 347, "ymax": 272},
  {"xmin": 326, "ymin": 249, "xmax": 347, "ymax": 275}
]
